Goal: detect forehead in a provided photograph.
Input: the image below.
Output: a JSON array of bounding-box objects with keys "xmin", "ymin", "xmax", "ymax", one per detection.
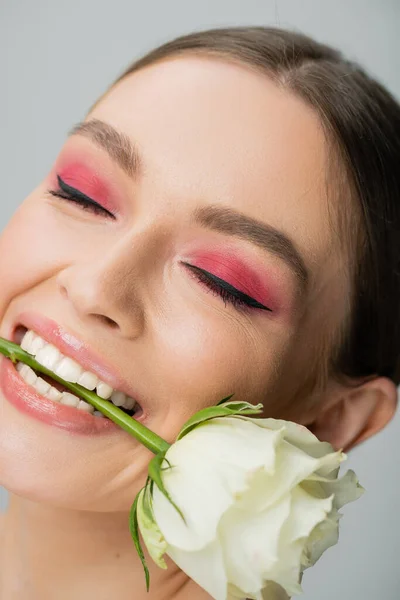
[{"xmin": 91, "ymin": 56, "xmax": 341, "ymax": 288}]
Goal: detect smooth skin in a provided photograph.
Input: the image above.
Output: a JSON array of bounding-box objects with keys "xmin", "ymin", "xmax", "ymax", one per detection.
[{"xmin": 0, "ymin": 56, "xmax": 397, "ymax": 600}]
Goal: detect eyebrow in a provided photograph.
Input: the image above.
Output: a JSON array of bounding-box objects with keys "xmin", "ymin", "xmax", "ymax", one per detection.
[
  {"xmin": 69, "ymin": 119, "xmax": 309, "ymax": 289},
  {"xmin": 69, "ymin": 119, "xmax": 141, "ymax": 178},
  {"xmin": 194, "ymin": 205, "xmax": 309, "ymax": 290}
]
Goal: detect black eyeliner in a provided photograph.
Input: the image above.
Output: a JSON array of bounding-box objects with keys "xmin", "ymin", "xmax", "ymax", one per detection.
[
  {"xmin": 184, "ymin": 263, "xmax": 272, "ymax": 311},
  {"xmin": 57, "ymin": 176, "xmax": 102, "ymax": 209},
  {"xmin": 49, "ymin": 175, "xmax": 115, "ymax": 218},
  {"xmin": 201, "ymin": 269, "xmax": 271, "ymax": 310}
]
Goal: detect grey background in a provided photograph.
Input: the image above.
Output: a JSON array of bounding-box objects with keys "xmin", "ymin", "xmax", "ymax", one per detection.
[{"xmin": 1, "ymin": 1, "xmax": 399, "ymax": 598}]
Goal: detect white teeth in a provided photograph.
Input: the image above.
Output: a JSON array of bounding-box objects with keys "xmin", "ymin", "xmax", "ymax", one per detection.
[
  {"xmin": 124, "ymin": 397, "xmax": 137, "ymax": 411},
  {"xmin": 34, "ymin": 377, "xmax": 51, "ymax": 395},
  {"xmin": 30, "ymin": 335, "xmax": 46, "ymax": 355},
  {"xmin": 20, "ymin": 330, "xmax": 35, "ymax": 353},
  {"xmin": 45, "ymin": 386, "xmax": 62, "ymax": 402},
  {"xmin": 110, "ymin": 391, "xmax": 136, "ymax": 411},
  {"xmin": 35, "ymin": 344, "xmax": 63, "ymax": 371},
  {"xmin": 54, "ymin": 357, "xmax": 83, "ymax": 383},
  {"xmin": 60, "ymin": 392, "xmax": 80, "ymax": 407},
  {"xmin": 16, "ymin": 330, "xmax": 138, "ymax": 417},
  {"xmin": 110, "ymin": 390, "xmax": 126, "ymax": 407},
  {"xmin": 77, "ymin": 400, "xmax": 94, "ymax": 414},
  {"xmin": 96, "ymin": 381, "xmax": 113, "ymax": 400},
  {"xmin": 21, "ymin": 330, "xmax": 45, "ymax": 354},
  {"xmin": 77, "ymin": 371, "xmax": 99, "ymax": 391},
  {"xmin": 19, "ymin": 364, "xmax": 38, "ymax": 386}
]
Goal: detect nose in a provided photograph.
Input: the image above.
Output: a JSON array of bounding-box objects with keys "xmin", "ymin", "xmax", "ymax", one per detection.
[{"xmin": 56, "ymin": 233, "xmax": 150, "ymax": 339}]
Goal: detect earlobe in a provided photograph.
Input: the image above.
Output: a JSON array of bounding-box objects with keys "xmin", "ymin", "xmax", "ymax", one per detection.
[
  {"xmin": 306, "ymin": 377, "xmax": 398, "ymax": 451},
  {"xmin": 346, "ymin": 378, "xmax": 398, "ymax": 450}
]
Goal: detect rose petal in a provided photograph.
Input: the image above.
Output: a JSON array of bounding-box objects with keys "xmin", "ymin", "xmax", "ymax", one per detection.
[
  {"xmin": 167, "ymin": 539, "xmax": 227, "ymax": 600},
  {"xmin": 265, "ymin": 486, "xmax": 334, "ymax": 594},
  {"xmin": 301, "ymin": 509, "xmax": 341, "ymax": 568},
  {"xmin": 173, "ymin": 417, "xmax": 283, "ymax": 473},
  {"xmin": 249, "ymin": 418, "xmax": 335, "ymax": 459},
  {"xmin": 261, "ymin": 581, "xmax": 291, "ymax": 600},
  {"xmin": 241, "ymin": 417, "xmax": 346, "ymax": 479},
  {"xmin": 152, "ymin": 419, "xmax": 283, "ymax": 551},
  {"xmin": 219, "ymin": 495, "xmax": 292, "ymax": 596},
  {"xmin": 317, "ymin": 469, "xmax": 365, "ymax": 510},
  {"xmin": 238, "ymin": 440, "xmax": 341, "ymax": 513}
]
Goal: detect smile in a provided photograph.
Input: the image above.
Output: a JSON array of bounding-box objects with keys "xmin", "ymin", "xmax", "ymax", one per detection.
[
  {"xmin": 18, "ymin": 329, "xmax": 138, "ymax": 416},
  {"xmin": 0, "ymin": 312, "xmax": 145, "ymax": 435}
]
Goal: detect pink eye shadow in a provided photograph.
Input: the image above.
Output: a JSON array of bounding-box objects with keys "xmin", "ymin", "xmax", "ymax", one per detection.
[
  {"xmin": 56, "ymin": 162, "xmax": 119, "ymax": 214},
  {"xmin": 188, "ymin": 251, "xmax": 278, "ymax": 309}
]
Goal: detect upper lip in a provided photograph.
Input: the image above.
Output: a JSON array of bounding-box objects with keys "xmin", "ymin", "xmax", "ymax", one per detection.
[{"xmin": 9, "ymin": 311, "xmax": 143, "ymax": 408}]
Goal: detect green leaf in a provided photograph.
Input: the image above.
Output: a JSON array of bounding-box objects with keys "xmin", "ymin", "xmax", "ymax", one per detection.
[
  {"xmin": 142, "ymin": 479, "xmax": 155, "ymax": 522},
  {"xmin": 160, "ymin": 457, "xmax": 174, "ymax": 472},
  {"xmin": 176, "ymin": 400, "xmax": 264, "ymax": 440},
  {"xmin": 216, "ymin": 393, "xmax": 235, "ymax": 405},
  {"xmin": 137, "ymin": 481, "xmax": 168, "ymax": 569},
  {"xmin": 129, "ymin": 488, "xmax": 150, "ymax": 592},
  {"xmin": 148, "ymin": 453, "xmax": 186, "ymax": 523}
]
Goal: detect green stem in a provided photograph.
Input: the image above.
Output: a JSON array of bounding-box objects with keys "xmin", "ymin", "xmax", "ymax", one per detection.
[{"xmin": 0, "ymin": 337, "xmax": 170, "ymax": 455}]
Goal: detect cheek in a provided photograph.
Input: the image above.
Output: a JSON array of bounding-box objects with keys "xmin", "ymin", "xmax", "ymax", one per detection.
[
  {"xmin": 0, "ymin": 190, "xmax": 104, "ymax": 317},
  {"xmin": 0, "ymin": 194, "xmax": 58, "ymax": 309},
  {"xmin": 148, "ymin": 303, "xmax": 284, "ymax": 438}
]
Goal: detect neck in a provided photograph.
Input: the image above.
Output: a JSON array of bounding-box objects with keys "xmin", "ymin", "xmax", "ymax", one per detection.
[{"xmin": 1, "ymin": 493, "xmax": 209, "ymax": 600}]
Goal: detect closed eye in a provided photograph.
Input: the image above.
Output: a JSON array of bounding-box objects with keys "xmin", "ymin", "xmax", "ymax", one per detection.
[
  {"xmin": 182, "ymin": 262, "xmax": 272, "ymax": 313},
  {"xmin": 48, "ymin": 176, "xmax": 115, "ymax": 218}
]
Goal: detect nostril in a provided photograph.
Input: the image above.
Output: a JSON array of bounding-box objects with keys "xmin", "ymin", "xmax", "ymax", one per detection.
[{"xmin": 96, "ymin": 315, "xmax": 119, "ymax": 329}]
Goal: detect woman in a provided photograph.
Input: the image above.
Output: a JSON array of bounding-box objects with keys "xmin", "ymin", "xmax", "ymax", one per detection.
[{"xmin": 0, "ymin": 26, "xmax": 399, "ymax": 600}]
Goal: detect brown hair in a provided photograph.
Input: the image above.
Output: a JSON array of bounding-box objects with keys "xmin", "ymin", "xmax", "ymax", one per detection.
[{"xmin": 107, "ymin": 26, "xmax": 400, "ymax": 385}]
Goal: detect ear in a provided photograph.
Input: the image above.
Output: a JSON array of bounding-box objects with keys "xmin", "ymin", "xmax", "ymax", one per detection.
[{"xmin": 306, "ymin": 377, "xmax": 398, "ymax": 451}]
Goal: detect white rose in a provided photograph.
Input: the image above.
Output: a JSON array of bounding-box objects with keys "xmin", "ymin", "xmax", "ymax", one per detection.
[{"xmin": 134, "ymin": 404, "xmax": 364, "ymax": 600}]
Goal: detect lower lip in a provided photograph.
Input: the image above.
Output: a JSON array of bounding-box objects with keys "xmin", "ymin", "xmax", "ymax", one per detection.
[{"xmin": 0, "ymin": 356, "xmax": 121, "ymax": 435}]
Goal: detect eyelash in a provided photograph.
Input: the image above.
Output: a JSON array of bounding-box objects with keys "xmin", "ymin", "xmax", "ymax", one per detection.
[
  {"xmin": 182, "ymin": 262, "xmax": 272, "ymax": 313},
  {"xmin": 49, "ymin": 176, "xmax": 115, "ymax": 218},
  {"xmin": 49, "ymin": 177, "xmax": 271, "ymax": 313}
]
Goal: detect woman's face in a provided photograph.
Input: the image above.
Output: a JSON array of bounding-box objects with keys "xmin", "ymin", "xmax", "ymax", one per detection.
[{"xmin": 0, "ymin": 56, "xmax": 349, "ymax": 511}]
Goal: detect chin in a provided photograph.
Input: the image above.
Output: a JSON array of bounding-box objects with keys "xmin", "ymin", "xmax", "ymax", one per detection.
[
  {"xmin": 0, "ymin": 387, "xmax": 149, "ymax": 513},
  {"xmin": 0, "ymin": 441, "xmax": 143, "ymax": 515},
  {"xmin": 0, "ymin": 410, "xmax": 90, "ymax": 510},
  {"xmin": 0, "ymin": 459, "xmax": 126, "ymax": 512}
]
